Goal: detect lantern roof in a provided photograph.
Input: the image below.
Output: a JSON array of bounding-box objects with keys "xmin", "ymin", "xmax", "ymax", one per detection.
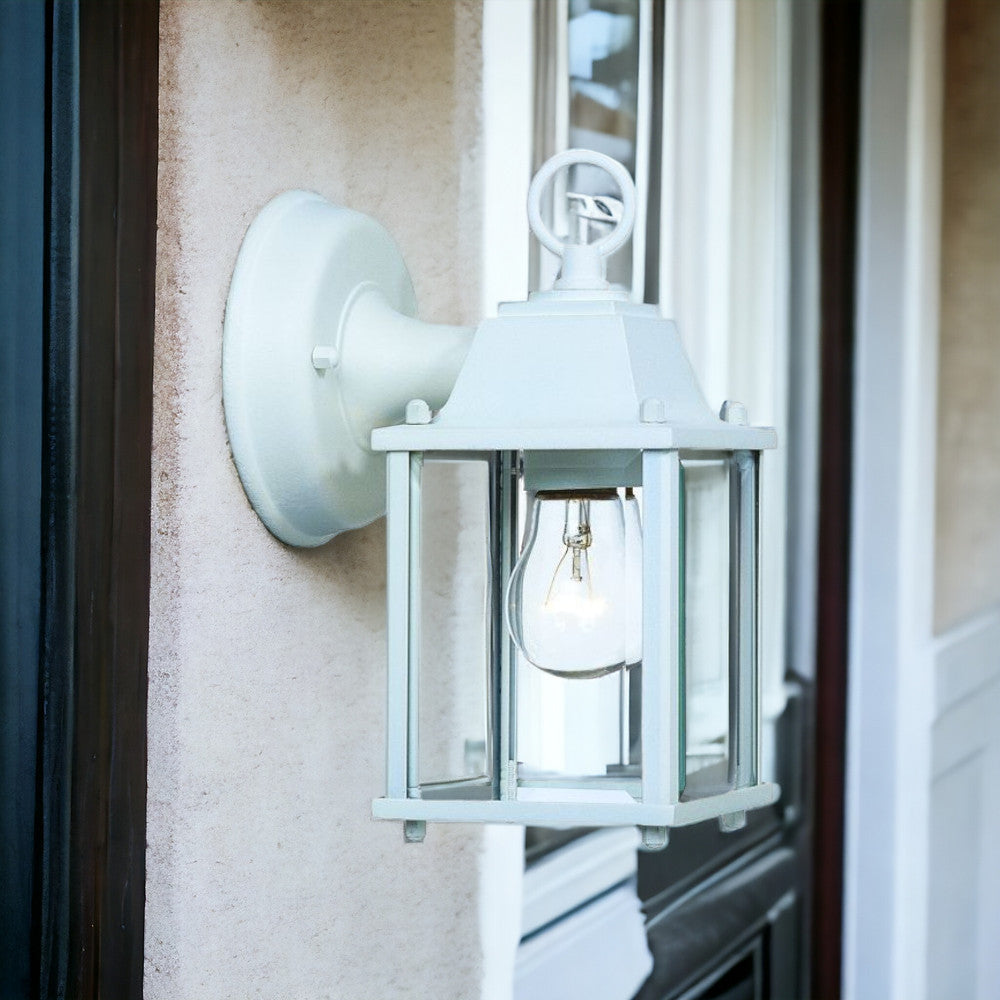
[
  {"xmin": 371, "ymin": 292, "xmax": 776, "ymax": 452},
  {"xmin": 373, "ymin": 149, "xmax": 774, "ymax": 455}
]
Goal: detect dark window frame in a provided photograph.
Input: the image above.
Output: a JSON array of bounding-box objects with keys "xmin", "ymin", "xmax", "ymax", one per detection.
[
  {"xmin": 0, "ymin": 2, "xmax": 158, "ymax": 996},
  {"xmin": 810, "ymin": 2, "xmax": 863, "ymax": 998},
  {"xmin": 65, "ymin": 2, "xmax": 158, "ymax": 995}
]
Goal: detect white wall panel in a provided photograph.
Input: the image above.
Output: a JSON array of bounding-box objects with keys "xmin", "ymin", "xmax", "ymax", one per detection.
[
  {"xmin": 927, "ymin": 752, "xmax": 982, "ymax": 1000},
  {"xmin": 929, "ymin": 611, "xmax": 1000, "ymax": 1000}
]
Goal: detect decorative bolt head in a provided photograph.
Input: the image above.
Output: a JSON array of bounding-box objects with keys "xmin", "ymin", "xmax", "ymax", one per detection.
[
  {"xmin": 403, "ymin": 820, "xmax": 426, "ymax": 844},
  {"xmin": 405, "ymin": 399, "xmax": 432, "ymax": 425},
  {"xmin": 718, "ymin": 810, "xmax": 747, "ymax": 833},
  {"xmin": 720, "ymin": 400, "xmax": 748, "ymax": 425},
  {"xmin": 311, "ymin": 345, "xmax": 339, "ymax": 371},
  {"xmin": 640, "ymin": 397, "xmax": 667, "ymax": 424},
  {"xmin": 639, "ymin": 825, "xmax": 670, "ymax": 851}
]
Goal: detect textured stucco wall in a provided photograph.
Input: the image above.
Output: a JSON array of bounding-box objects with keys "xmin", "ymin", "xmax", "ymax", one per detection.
[
  {"xmin": 934, "ymin": 0, "xmax": 1000, "ymax": 631},
  {"xmin": 148, "ymin": 2, "xmax": 485, "ymax": 996}
]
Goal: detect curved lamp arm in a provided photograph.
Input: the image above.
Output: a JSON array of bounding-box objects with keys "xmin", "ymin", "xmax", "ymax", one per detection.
[{"xmin": 223, "ymin": 190, "xmax": 472, "ymax": 546}]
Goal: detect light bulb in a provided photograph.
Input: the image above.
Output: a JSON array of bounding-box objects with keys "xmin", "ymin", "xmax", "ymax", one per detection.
[{"xmin": 506, "ymin": 489, "xmax": 641, "ymax": 679}]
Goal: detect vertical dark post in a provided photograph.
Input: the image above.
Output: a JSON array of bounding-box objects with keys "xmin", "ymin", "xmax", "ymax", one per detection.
[
  {"xmin": 36, "ymin": 2, "xmax": 80, "ymax": 995},
  {"xmin": 812, "ymin": 2, "xmax": 862, "ymax": 997},
  {"xmin": 68, "ymin": 1, "xmax": 158, "ymax": 997}
]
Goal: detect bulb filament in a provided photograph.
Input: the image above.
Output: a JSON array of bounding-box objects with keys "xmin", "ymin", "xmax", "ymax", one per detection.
[{"xmin": 545, "ymin": 499, "xmax": 594, "ymax": 605}]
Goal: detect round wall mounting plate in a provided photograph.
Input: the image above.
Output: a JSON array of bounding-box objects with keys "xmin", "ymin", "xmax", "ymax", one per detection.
[{"xmin": 223, "ymin": 190, "xmax": 417, "ymax": 546}]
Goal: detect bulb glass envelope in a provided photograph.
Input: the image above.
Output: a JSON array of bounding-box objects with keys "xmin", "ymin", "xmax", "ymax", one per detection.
[{"xmin": 370, "ymin": 292, "xmax": 780, "ymax": 845}]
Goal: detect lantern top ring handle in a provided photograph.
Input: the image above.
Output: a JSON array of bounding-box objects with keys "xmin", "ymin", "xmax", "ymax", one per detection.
[{"xmin": 526, "ymin": 148, "xmax": 636, "ymax": 260}]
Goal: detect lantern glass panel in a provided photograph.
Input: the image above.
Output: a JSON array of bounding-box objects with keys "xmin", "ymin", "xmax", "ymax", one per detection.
[
  {"xmin": 680, "ymin": 455, "xmax": 732, "ymax": 791},
  {"xmin": 416, "ymin": 456, "xmax": 493, "ymax": 787}
]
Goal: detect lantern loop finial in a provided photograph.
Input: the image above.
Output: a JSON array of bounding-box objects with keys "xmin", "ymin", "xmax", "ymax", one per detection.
[{"xmin": 526, "ymin": 149, "xmax": 636, "ymax": 291}]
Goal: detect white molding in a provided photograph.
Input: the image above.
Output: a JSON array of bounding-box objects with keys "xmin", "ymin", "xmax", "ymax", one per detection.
[
  {"xmin": 729, "ymin": 0, "xmax": 791, "ymax": 726},
  {"xmin": 479, "ymin": 7, "xmax": 534, "ymax": 1000},
  {"xmin": 928, "ymin": 604, "xmax": 1000, "ymax": 996},
  {"xmin": 658, "ymin": 0, "xmax": 736, "ymax": 400},
  {"xmin": 658, "ymin": 0, "xmax": 793, "ymax": 746},
  {"xmin": 479, "ymin": 822, "xmax": 525, "ymax": 1000},
  {"xmin": 482, "ymin": 3, "xmax": 802, "ymax": 992},
  {"xmin": 843, "ymin": 3, "xmax": 944, "ymax": 999},
  {"xmin": 515, "ymin": 881, "xmax": 652, "ymax": 1000},
  {"xmin": 932, "ymin": 603, "xmax": 1000, "ymax": 714},
  {"xmin": 521, "ymin": 827, "xmax": 640, "ymax": 937},
  {"xmin": 481, "ymin": 0, "xmax": 534, "ymax": 316}
]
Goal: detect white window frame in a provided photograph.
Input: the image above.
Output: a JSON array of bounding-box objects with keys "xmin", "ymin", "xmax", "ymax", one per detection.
[
  {"xmin": 478, "ymin": 3, "xmax": 809, "ymax": 996},
  {"xmin": 658, "ymin": 0, "xmax": 795, "ymax": 758},
  {"xmin": 843, "ymin": 3, "xmax": 944, "ymax": 999}
]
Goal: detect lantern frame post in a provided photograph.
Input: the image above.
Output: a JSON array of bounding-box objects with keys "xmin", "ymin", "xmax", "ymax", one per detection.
[
  {"xmin": 492, "ymin": 450, "xmax": 520, "ymax": 802},
  {"xmin": 640, "ymin": 450, "xmax": 684, "ymax": 811},
  {"xmin": 385, "ymin": 451, "xmax": 415, "ymax": 799},
  {"xmin": 729, "ymin": 449, "xmax": 761, "ymax": 794}
]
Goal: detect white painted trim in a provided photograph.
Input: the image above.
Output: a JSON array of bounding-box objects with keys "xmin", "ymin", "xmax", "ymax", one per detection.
[
  {"xmin": 479, "ymin": 822, "xmax": 525, "ymax": 1000},
  {"xmin": 515, "ymin": 881, "xmax": 652, "ymax": 1000},
  {"xmin": 479, "ymin": 7, "xmax": 534, "ymax": 999},
  {"xmin": 658, "ymin": 0, "xmax": 736, "ymax": 399},
  {"xmin": 658, "ymin": 0, "xmax": 793, "ymax": 744},
  {"xmin": 930, "ymin": 604, "xmax": 1000, "ymax": 781},
  {"xmin": 729, "ymin": 0, "xmax": 792, "ymax": 727},
  {"xmin": 843, "ymin": 3, "xmax": 943, "ymax": 999},
  {"xmin": 480, "ymin": 5, "xmax": 801, "ymax": 993},
  {"xmin": 932, "ymin": 603, "xmax": 1000, "ymax": 714},
  {"xmin": 521, "ymin": 827, "xmax": 640, "ymax": 937},
  {"xmin": 927, "ymin": 603, "xmax": 1000, "ymax": 996},
  {"xmin": 481, "ymin": 0, "xmax": 534, "ymax": 316}
]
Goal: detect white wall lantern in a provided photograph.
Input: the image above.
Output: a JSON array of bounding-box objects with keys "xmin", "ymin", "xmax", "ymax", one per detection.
[{"xmin": 223, "ymin": 150, "xmax": 779, "ymax": 851}]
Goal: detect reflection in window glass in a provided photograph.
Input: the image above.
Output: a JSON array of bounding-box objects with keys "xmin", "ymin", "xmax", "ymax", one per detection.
[
  {"xmin": 568, "ymin": 0, "xmax": 639, "ymax": 172},
  {"xmin": 537, "ymin": 0, "xmax": 642, "ymax": 293},
  {"xmin": 418, "ymin": 459, "xmax": 492, "ymax": 786},
  {"xmin": 681, "ymin": 457, "xmax": 731, "ymax": 783}
]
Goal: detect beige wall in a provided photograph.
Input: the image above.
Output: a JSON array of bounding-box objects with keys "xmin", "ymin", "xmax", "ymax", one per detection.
[
  {"xmin": 934, "ymin": 0, "xmax": 1000, "ymax": 632},
  {"xmin": 927, "ymin": 4, "xmax": 1000, "ymax": 991},
  {"xmin": 148, "ymin": 2, "xmax": 485, "ymax": 996}
]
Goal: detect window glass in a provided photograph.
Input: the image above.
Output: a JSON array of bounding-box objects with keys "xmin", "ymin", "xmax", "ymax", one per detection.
[
  {"xmin": 536, "ymin": 0, "xmax": 643, "ymax": 293},
  {"xmin": 418, "ymin": 458, "xmax": 492, "ymax": 786},
  {"xmin": 681, "ymin": 456, "xmax": 731, "ymax": 791}
]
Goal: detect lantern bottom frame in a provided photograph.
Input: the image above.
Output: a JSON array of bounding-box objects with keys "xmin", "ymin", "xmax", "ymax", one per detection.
[{"xmin": 372, "ymin": 781, "xmax": 779, "ymax": 831}]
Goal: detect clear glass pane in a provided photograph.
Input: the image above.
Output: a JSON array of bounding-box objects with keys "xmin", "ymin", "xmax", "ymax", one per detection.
[
  {"xmin": 417, "ymin": 458, "xmax": 491, "ymax": 786},
  {"xmin": 681, "ymin": 456, "xmax": 731, "ymax": 792}
]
